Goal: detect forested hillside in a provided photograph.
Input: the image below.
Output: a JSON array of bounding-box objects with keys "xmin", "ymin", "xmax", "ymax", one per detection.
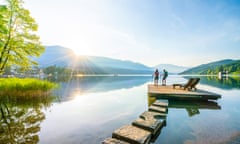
[{"xmin": 181, "ymin": 59, "xmax": 240, "ymax": 75}]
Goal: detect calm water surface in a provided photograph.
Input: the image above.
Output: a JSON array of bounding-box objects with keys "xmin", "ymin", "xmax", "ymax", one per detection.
[{"xmin": 1, "ymin": 75, "xmax": 240, "ymax": 144}]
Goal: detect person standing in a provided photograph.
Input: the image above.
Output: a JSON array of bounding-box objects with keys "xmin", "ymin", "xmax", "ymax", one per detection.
[
  {"xmin": 162, "ymin": 69, "xmax": 168, "ymax": 86},
  {"xmin": 153, "ymin": 69, "xmax": 159, "ymax": 86}
]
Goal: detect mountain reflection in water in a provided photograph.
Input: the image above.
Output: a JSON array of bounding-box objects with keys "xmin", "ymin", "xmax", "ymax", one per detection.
[{"xmin": 51, "ymin": 75, "xmax": 152, "ymax": 101}]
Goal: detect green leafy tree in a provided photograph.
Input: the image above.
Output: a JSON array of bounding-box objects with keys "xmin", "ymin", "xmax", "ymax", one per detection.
[{"xmin": 0, "ymin": 0, "xmax": 44, "ymax": 74}]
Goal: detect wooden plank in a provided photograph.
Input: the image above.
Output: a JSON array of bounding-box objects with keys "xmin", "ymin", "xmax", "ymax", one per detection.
[
  {"xmin": 152, "ymin": 100, "xmax": 168, "ymax": 107},
  {"xmin": 102, "ymin": 138, "xmax": 130, "ymax": 144},
  {"xmin": 148, "ymin": 84, "xmax": 221, "ymax": 100},
  {"xmin": 140, "ymin": 111, "xmax": 166, "ymax": 120},
  {"xmin": 132, "ymin": 117, "xmax": 165, "ymax": 135},
  {"xmin": 149, "ymin": 105, "xmax": 168, "ymax": 113},
  {"xmin": 112, "ymin": 125, "xmax": 151, "ymax": 144},
  {"xmin": 133, "ymin": 111, "xmax": 166, "ymax": 135}
]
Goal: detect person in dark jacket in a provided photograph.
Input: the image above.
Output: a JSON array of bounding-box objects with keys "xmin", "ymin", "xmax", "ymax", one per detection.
[
  {"xmin": 162, "ymin": 69, "xmax": 168, "ymax": 86},
  {"xmin": 153, "ymin": 69, "xmax": 159, "ymax": 86}
]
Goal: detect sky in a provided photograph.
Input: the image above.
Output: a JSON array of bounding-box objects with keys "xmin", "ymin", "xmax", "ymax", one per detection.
[{"xmin": 21, "ymin": 0, "xmax": 240, "ymax": 67}]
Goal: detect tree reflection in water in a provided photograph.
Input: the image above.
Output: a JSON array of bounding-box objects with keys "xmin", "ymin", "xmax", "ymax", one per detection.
[
  {"xmin": 184, "ymin": 76, "xmax": 240, "ymax": 90},
  {"xmin": 0, "ymin": 95, "xmax": 55, "ymax": 144}
]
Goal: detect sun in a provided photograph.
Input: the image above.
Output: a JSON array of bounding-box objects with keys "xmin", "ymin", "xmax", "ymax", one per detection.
[
  {"xmin": 73, "ymin": 49, "xmax": 83, "ymax": 55},
  {"xmin": 72, "ymin": 47, "xmax": 93, "ymax": 56}
]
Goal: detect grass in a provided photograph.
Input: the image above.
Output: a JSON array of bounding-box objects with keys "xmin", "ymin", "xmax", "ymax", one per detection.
[
  {"xmin": 231, "ymin": 71, "xmax": 240, "ymax": 75},
  {"xmin": 0, "ymin": 78, "xmax": 58, "ymax": 97}
]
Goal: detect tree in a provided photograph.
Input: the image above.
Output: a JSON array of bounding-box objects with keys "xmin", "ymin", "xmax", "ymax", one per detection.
[{"xmin": 0, "ymin": 0, "xmax": 44, "ymax": 74}]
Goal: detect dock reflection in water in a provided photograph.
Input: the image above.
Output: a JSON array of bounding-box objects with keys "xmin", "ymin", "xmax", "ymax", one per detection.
[{"xmin": 148, "ymin": 96, "xmax": 221, "ymax": 117}]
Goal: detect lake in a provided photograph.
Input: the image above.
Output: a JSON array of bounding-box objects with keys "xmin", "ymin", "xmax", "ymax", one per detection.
[{"xmin": 1, "ymin": 75, "xmax": 240, "ymax": 144}]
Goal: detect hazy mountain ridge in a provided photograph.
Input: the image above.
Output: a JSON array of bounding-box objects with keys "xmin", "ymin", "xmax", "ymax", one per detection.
[
  {"xmin": 180, "ymin": 59, "xmax": 240, "ymax": 75},
  {"xmin": 36, "ymin": 46, "xmax": 239, "ymax": 75},
  {"xmin": 35, "ymin": 46, "xmax": 154, "ymax": 74},
  {"xmin": 35, "ymin": 45, "xmax": 75, "ymax": 67},
  {"xmin": 154, "ymin": 64, "xmax": 189, "ymax": 74}
]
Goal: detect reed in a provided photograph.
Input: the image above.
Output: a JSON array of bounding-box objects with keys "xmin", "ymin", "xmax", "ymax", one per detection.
[{"xmin": 0, "ymin": 78, "xmax": 58, "ymax": 97}]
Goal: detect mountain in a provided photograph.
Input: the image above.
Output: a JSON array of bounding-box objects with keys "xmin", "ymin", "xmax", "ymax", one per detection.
[
  {"xmin": 35, "ymin": 45, "xmax": 75, "ymax": 67},
  {"xmin": 180, "ymin": 59, "xmax": 240, "ymax": 75},
  {"xmin": 154, "ymin": 64, "xmax": 189, "ymax": 74},
  {"xmin": 35, "ymin": 45, "xmax": 153, "ymax": 74}
]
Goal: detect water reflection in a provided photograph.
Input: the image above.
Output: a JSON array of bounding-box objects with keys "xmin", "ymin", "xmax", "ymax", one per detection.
[
  {"xmin": 52, "ymin": 76, "xmax": 152, "ymax": 101},
  {"xmin": 0, "ymin": 95, "xmax": 55, "ymax": 144},
  {"xmin": 184, "ymin": 76, "xmax": 240, "ymax": 90},
  {"xmin": 148, "ymin": 97, "xmax": 221, "ymax": 117},
  {"xmin": 169, "ymin": 100, "xmax": 221, "ymax": 117},
  {"xmin": 2, "ymin": 75, "xmax": 238, "ymax": 144}
]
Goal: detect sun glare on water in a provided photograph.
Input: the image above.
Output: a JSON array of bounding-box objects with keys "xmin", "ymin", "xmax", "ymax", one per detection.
[{"xmin": 76, "ymin": 74, "xmax": 84, "ymax": 77}]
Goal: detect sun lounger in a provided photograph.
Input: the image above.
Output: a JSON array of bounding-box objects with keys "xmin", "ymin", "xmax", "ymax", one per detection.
[
  {"xmin": 189, "ymin": 78, "xmax": 200, "ymax": 90},
  {"xmin": 173, "ymin": 78, "xmax": 200, "ymax": 91}
]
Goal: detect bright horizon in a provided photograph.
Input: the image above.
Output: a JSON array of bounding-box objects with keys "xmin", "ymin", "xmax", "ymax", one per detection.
[{"xmin": 23, "ymin": 0, "xmax": 240, "ymax": 67}]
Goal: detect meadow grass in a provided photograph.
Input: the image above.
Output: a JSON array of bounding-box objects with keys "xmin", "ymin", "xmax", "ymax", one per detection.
[
  {"xmin": 0, "ymin": 78, "xmax": 58, "ymax": 97},
  {"xmin": 231, "ymin": 72, "xmax": 240, "ymax": 75}
]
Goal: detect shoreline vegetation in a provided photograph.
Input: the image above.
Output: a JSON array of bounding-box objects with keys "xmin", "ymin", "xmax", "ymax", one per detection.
[{"xmin": 0, "ymin": 78, "xmax": 58, "ymax": 97}]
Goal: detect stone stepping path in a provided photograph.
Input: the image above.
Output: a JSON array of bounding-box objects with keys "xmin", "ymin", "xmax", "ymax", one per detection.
[
  {"xmin": 102, "ymin": 100, "xmax": 169, "ymax": 144},
  {"xmin": 148, "ymin": 105, "xmax": 168, "ymax": 113},
  {"xmin": 102, "ymin": 138, "xmax": 130, "ymax": 144},
  {"xmin": 112, "ymin": 125, "xmax": 151, "ymax": 144}
]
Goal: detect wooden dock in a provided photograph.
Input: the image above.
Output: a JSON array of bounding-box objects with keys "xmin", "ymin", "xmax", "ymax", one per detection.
[{"xmin": 148, "ymin": 84, "xmax": 221, "ymax": 100}]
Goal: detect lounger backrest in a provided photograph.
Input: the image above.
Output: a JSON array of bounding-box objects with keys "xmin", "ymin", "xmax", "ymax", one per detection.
[
  {"xmin": 191, "ymin": 78, "xmax": 200, "ymax": 89},
  {"xmin": 183, "ymin": 78, "xmax": 195, "ymax": 89}
]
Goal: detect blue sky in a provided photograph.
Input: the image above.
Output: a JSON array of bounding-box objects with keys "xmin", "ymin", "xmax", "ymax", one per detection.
[{"xmin": 23, "ymin": 0, "xmax": 240, "ymax": 67}]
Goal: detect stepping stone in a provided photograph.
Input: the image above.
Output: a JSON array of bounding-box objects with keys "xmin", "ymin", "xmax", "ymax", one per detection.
[
  {"xmin": 102, "ymin": 138, "xmax": 130, "ymax": 144},
  {"xmin": 152, "ymin": 100, "xmax": 168, "ymax": 107},
  {"xmin": 132, "ymin": 117, "xmax": 165, "ymax": 135},
  {"xmin": 140, "ymin": 111, "xmax": 166, "ymax": 120},
  {"xmin": 112, "ymin": 125, "xmax": 151, "ymax": 144},
  {"xmin": 149, "ymin": 105, "xmax": 167, "ymax": 113}
]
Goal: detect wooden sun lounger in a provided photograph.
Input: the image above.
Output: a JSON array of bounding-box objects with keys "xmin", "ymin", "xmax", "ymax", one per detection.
[{"xmin": 173, "ymin": 78, "xmax": 200, "ymax": 91}]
